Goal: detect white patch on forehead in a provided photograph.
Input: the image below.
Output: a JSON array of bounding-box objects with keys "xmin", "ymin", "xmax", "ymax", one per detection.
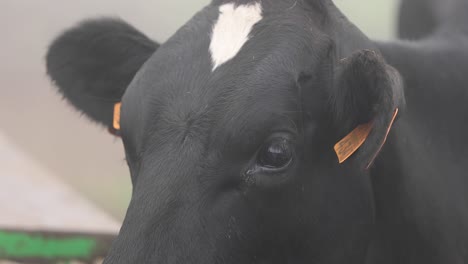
[{"xmin": 210, "ymin": 2, "xmax": 263, "ymax": 70}]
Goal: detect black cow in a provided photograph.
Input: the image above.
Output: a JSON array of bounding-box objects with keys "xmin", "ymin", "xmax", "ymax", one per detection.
[{"xmin": 46, "ymin": 0, "xmax": 468, "ymax": 263}]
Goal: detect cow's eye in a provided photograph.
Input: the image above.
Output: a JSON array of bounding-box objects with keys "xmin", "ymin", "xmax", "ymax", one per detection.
[{"xmin": 257, "ymin": 138, "xmax": 293, "ymax": 170}]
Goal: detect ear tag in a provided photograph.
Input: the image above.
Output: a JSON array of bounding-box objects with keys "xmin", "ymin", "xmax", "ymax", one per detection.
[
  {"xmin": 365, "ymin": 108, "xmax": 399, "ymax": 169},
  {"xmin": 113, "ymin": 102, "xmax": 122, "ymax": 130},
  {"xmin": 334, "ymin": 108, "xmax": 399, "ymax": 164},
  {"xmin": 334, "ymin": 122, "xmax": 373, "ymax": 164}
]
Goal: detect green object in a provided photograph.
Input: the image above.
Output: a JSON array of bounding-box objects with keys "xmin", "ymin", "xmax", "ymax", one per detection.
[
  {"xmin": 0, "ymin": 231, "xmax": 96, "ymax": 259},
  {"xmin": 0, "ymin": 229, "xmax": 116, "ymax": 263}
]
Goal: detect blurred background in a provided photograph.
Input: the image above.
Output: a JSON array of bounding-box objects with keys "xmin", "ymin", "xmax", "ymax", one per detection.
[{"xmin": 0, "ymin": 0, "xmax": 398, "ymax": 222}]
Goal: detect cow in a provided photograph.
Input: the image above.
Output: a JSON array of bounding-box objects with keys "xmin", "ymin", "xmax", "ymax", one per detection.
[{"xmin": 45, "ymin": 0, "xmax": 468, "ymax": 263}]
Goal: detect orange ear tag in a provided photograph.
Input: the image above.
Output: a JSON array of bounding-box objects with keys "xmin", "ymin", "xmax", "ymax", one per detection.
[
  {"xmin": 365, "ymin": 108, "xmax": 399, "ymax": 169},
  {"xmin": 334, "ymin": 108, "xmax": 399, "ymax": 164},
  {"xmin": 113, "ymin": 102, "xmax": 122, "ymax": 130},
  {"xmin": 334, "ymin": 122, "xmax": 373, "ymax": 164}
]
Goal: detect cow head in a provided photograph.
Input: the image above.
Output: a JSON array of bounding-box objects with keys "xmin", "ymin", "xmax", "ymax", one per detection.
[{"xmin": 46, "ymin": 0, "xmax": 405, "ymax": 263}]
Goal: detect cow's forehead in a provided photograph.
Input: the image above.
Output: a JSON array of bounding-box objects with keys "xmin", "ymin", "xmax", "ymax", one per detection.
[
  {"xmin": 159, "ymin": 2, "xmax": 322, "ymax": 61},
  {"xmin": 209, "ymin": 0, "xmax": 328, "ymax": 69},
  {"xmin": 209, "ymin": 2, "xmax": 263, "ymax": 70},
  {"xmin": 124, "ymin": 0, "xmax": 327, "ymax": 132}
]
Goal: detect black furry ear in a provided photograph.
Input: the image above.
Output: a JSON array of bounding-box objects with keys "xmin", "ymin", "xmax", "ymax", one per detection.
[
  {"xmin": 46, "ymin": 18, "xmax": 159, "ymax": 128},
  {"xmin": 331, "ymin": 50, "xmax": 406, "ymax": 169}
]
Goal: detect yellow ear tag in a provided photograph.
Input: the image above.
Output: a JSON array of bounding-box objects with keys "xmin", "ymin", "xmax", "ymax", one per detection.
[
  {"xmin": 334, "ymin": 122, "xmax": 373, "ymax": 164},
  {"xmin": 113, "ymin": 102, "xmax": 122, "ymax": 130}
]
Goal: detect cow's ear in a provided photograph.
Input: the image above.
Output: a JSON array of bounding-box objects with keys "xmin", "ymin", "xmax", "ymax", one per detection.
[
  {"xmin": 46, "ymin": 18, "xmax": 159, "ymax": 129},
  {"xmin": 331, "ymin": 50, "xmax": 406, "ymax": 169}
]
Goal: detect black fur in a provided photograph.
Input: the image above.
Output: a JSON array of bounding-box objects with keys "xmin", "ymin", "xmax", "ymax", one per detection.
[
  {"xmin": 399, "ymin": 0, "xmax": 468, "ymax": 39},
  {"xmin": 371, "ymin": 0, "xmax": 468, "ymax": 262},
  {"xmin": 46, "ymin": 0, "xmax": 468, "ymax": 263},
  {"xmin": 46, "ymin": 18, "xmax": 158, "ymax": 127},
  {"xmin": 398, "ymin": 0, "xmax": 438, "ymax": 40},
  {"xmin": 331, "ymin": 50, "xmax": 406, "ymax": 168}
]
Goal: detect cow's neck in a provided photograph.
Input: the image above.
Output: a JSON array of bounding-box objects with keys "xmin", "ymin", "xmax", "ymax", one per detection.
[
  {"xmin": 366, "ymin": 118, "xmax": 465, "ymax": 263},
  {"xmin": 366, "ymin": 38, "xmax": 468, "ymax": 263},
  {"xmin": 324, "ymin": 1, "xmax": 468, "ymax": 262},
  {"xmin": 364, "ymin": 127, "xmax": 427, "ymax": 263}
]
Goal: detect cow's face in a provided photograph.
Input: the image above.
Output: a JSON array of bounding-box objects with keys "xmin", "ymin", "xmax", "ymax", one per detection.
[{"xmin": 47, "ymin": 0, "xmax": 405, "ymax": 263}]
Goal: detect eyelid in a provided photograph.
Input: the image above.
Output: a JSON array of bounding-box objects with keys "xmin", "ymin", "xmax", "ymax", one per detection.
[
  {"xmin": 248, "ymin": 133, "xmax": 296, "ymax": 172},
  {"xmin": 263, "ymin": 131, "xmax": 297, "ymax": 144}
]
